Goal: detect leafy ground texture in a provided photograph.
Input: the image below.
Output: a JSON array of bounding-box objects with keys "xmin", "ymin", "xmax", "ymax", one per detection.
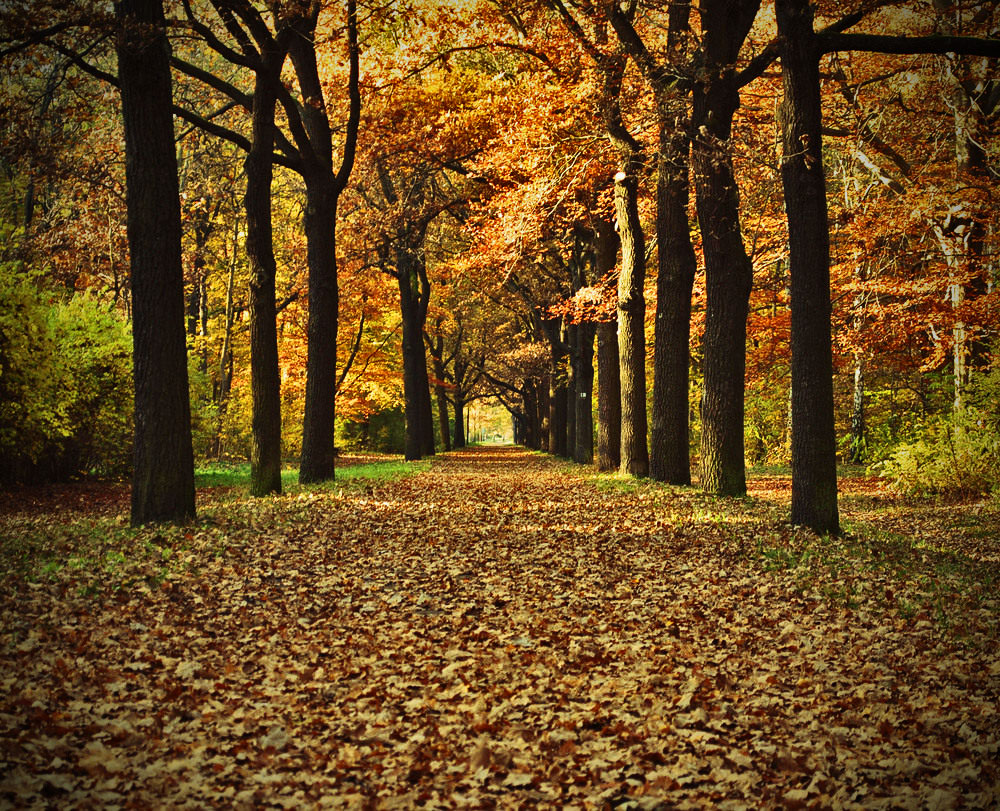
[{"xmin": 1, "ymin": 446, "xmax": 998, "ymax": 809}]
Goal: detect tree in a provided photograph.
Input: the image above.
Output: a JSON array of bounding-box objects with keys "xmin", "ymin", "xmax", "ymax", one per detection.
[
  {"xmin": 293, "ymin": 0, "xmax": 360, "ymax": 483},
  {"xmin": 775, "ymin": 0, "xmax": 1000, "ymax": 533},
  {"xmin": 776, "ymin": 0, "xmax": 839, "ymax": 534},
  {"xmin": 607, "ymin": 0, "xmax": 698, "ymax": 485},
  {"xmin": 116, "ymin": 0, "xmax": 195, "ymax": 524}
]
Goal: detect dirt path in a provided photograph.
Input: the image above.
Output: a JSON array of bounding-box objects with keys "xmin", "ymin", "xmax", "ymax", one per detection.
[{"xmin": 1, "ymin": 446, "xmax": 997, "ymax": 808}]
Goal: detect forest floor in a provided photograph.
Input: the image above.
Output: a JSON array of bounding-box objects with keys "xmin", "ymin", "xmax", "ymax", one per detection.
[{"xmin": 1, "ymin": 446, "xmax": 998, "ymax": 809}]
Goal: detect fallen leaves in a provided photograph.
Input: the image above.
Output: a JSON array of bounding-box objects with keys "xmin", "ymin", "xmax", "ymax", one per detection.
[{"xmin": 1, "ymin": 447, "xmax": 999, "ymax": 808}]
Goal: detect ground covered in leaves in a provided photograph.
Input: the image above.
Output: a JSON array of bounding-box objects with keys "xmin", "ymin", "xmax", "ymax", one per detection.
[{"xmin": 1, "ymin": 447, "xmax": 998, "ymax": 809}]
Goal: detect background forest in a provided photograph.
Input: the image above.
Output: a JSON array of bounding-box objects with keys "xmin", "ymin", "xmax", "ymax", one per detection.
[{"xmin": 1, "ymin": 0, "xmax": 998, "ymax": 511}]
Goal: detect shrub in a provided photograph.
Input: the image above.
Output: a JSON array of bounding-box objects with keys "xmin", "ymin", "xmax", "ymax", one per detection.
[
  {"xmin": 0, "ymin": 266, "xmax": 133, "ymax": 483},
  {"xmin": 878, "ymin": 368, "xmax": 1000, "ymax": 499}
]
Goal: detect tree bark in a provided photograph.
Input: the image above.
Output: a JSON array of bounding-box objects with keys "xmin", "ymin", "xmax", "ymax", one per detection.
[
  {"xmin": 397, "ymin": 249, "xmax": 434, "ymax": 460},
  {"xmin": 428, "ymin": 335, "xmax": 452, "ymax": 452},
  {"xmin": 453, "ymin": 395, "xmax": 466, "ymax": 448},
  {"xmin": 295, "ymin": 0, "xmax": 360, "ymax": 483},
  {"xmin": 116, "ymin": 0, "xmax": 195, "ymax": 525},
  {"xmin": 596, "ymin": 320, "xmax": 621, "ymax": 471},
  {"xmin": 574, "ymin": 321, "xmax": 596, "ymax": 464},
  {"xmin": 615, "ymin": 166, "xmax": 649, "ymax": 476},
  {"xmin": 777, "ymin": 0, "xmax": 840, "ymax": 534},
  {"xmin": 650, "ymin": 94, "xmax": 696, "ymax": 484},
  {"xmin": 543, "ymin": 318, "xmax": 568, "ymax": 457},
  {"xmin": 565, "ymin": 321, "xmax": 577, "ymax": 458},
  {"xmin": 245, "ymin": 34, "xmax": 285, "ymax": 497},
  {"xmin": 692, "ymin": 0, "xmax": 759, "ymax": 497},
  {"xmin": 298, "ymin": 173, "xmax": 340, "ymax": 480}
]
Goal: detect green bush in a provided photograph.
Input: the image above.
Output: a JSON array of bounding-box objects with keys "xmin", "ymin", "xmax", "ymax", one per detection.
[
  {"xmin": 338, "ymin": 406, "xmax": 406, "ymax": 453},
  {"xmin": 0, "ymin": 266, "xmax": 133, "ymax": 483},
  {"xmin": 879, "ymin": 369, "xmax": 1000, "ymax": 499}
]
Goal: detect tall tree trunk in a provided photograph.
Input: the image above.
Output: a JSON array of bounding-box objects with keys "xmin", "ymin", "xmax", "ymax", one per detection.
[
  {"xmin": 574, "ymin": 322, "xmax": 596, "ymax": 464},
  {"xmin": 777, "ymin": 0, "xmax": 840, "ymax": 534},
  {"xmin": 453, "ymin": 396, "xmax": 466, "ymax": 448},
  {"xmin": 543, "ymin": 318, "xmax": 568, "ymax": 457},
  {"xmin": 397, "ymin": 251, "xmax": 433, "ymax": 460},
  {"xmin": 245, "ymin": 38, "xmax": 285, "ymax": 497},
  {"xmin": 537, "ymin": 373, "xmax": 550, "ymax": 452},
  {"xmin": 596, "ymin": 320, "xmax": 621, "ymax": 471},
  {"xmin": 299, "ymin": 175, "xmax": 340, "ymax": 480},
  {"xmin": 692, "ymin": 0, "xmax": 759, "ymax": 497},
  {"xmin": 116, "ymin": 0, "xmax": 195, "ymax": 525},
  {"xmin": 294, "ymin": 0, "xmax": 360, "ymax": 484},
  {"xmin": 614, "ymin": 165, "xmax": 649, "ymax": 476},
  {"xmin": 650, "ymin": 94, "xmax": 696, "ymax": 484},
  {"xmin": 429, "ymin": 340, "xmax": 452, "ymax": 452},
  {"xmin": 523, "ymin": 383, "xmax": 539, "ymax": 449},
  {"xmin": 565, "ymin": 322, "xmax": 577, "ymax": 457}
]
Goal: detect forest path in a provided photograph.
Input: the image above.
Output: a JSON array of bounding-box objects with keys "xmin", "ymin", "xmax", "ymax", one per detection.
[{"xmin": 1, "ymin": 446, "xmax": 997, "ymax": 808}]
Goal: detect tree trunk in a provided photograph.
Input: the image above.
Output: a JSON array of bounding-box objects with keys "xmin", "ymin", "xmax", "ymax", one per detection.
[
  {"xmin": 692, "ymin": 37, "xmax": 754, "ymax": 497},
  {"xmin": 116, "ymin": 0, "xmax": 195, "ymax": 526},
  {"xmin": 614, "ymin": 166, "xmax": 649, "ymax": 477},
  {"xmin": 777, "ymin": 0, "xmax": 840, "ymax": 534},
  {"xmin": 397, "ymin": 250, "xmax": 433, "ymax": 460},
  {"xmin": 245, "ymin": 39, "xmax": 284, "ymax": 497},
  {"xmin": 650, "ymin": 94, "xmax": 696, "ymax": 484},
  {"xmin": 294, "ymin": 0, "xmax": 359, "ymax": 484},
  {"xmin": 431, "ymin": 354, "xmax": 451, "ymax": 453},
  {"xmin": 596, "ymin": 320, "xmax": 621, "ymax": 471},
  {"xmin": 574, "ymin": 321, "xmax": 596, "ymax": 464},
  {"xmin": 537, "ymin": 373, "xmax": 550, "ymax": 452},
  {"xmin": 543, "ymin": 318, "xmax": 568, "ymax": 457},
  {"xmin": 453, "ymin": 395, "xmax": 466, "ymax": 448},
  {"xmin": 298, "ymin": 175, "xmax": 340, "ymax": 481},
  {"xmin": 849, "ymin": 357, "xmax": 866, "ymax": 464},
  {"xmin": 565, "ymin": 321, "xmax": 577, "ymax": 458},
  {"xmin": 523, "ymin": 383, "xmax": 539, "ymax": 449}
]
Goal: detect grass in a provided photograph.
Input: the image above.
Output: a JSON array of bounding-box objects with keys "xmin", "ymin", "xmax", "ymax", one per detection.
[
  {"xmin": 194, "ymin": 457, "xmax": 430, "ymax": 495},
  {"xmin": 1, "ymin": 457, "xmax": 430, "ymax": 591}
]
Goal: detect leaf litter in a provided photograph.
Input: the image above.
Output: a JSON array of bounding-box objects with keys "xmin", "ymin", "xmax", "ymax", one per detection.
[{"xmin": 1, "ymin": 446, "xmax": 998, "ymax": 809}]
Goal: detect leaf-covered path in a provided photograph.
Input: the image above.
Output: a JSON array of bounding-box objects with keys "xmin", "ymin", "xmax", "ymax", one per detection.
[{"xmin": 2, "ymin": 446, "xmax": 998, "ymax": 809}]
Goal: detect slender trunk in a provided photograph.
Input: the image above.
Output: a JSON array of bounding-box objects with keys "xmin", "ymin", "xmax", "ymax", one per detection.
[
  {"xmin": 614, "ymin": 167, "xmax": 649, "ymax": 476},
  {"xmin": 565, "ymin": 322, "xmax": 577, "ymax": 457},
  {"xmin": 523, "ymin": 383, "xmax": 539, "ymax": 449},
  {"xmin": 398, "ymin": 255, "xmax": 430, "ymax": 460},
  {"xmin": 116, "ymin": 0, "xmax": 195, "ymax": 525},
  {"xmin": 693, "ymin": 78, "xmax": 752, "ymax": 497},
  {"xmin": 453, "ymin": 396, "xmax": 466, "ymax": 448},
  {"xmin": 596, "ymin": 320, "xmax": 621, "ymax": 471},
  {"xmin": 537, "ymin": 373, "xmax": 550, "ymax": 452},
  {"xmin": 246, "ymin": 42, "xmax": 284, "ymax": 497},
  {"xmin": 299, "ymin": 176, "xmax": 340, "ymax": 481},
  {"xmin": 777, "ymin": 0, "xmax": 840, "ymax": 534},
  {"xmin": 544, "ymin": 318, "xmax": 568, "ymax": 457},
  {"xmin": 430, "ymin": 350, "xmax": 452, "ymax": 452},
  {"xmin": 294, "ymin": 0, "xmax": 359, "ymax": 483},
  {"xmin": 650, "ymin": 96, "xmax": 696, "ymax": 484},
  {"xmin": 849, "ymin": 358, "xmax": 866, "ymax": 464},
  {"xmin": 574, "ymin": 322, "xmax": 596, "ymax": 464}
]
